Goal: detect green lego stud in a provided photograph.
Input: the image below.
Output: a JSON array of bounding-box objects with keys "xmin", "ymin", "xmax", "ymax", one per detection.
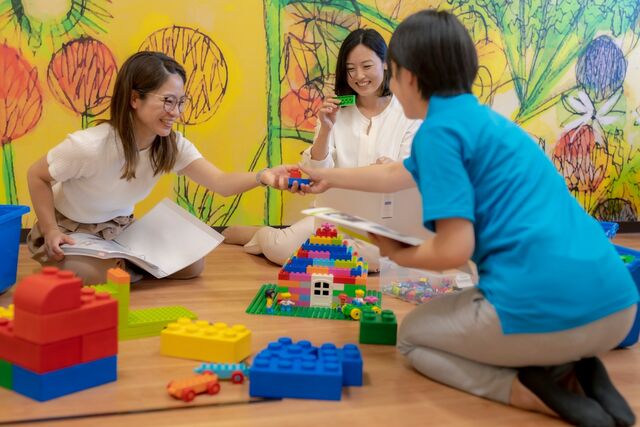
[
  {"xmin": 336, "ymin": 94, "xmax": 355, "ymax": 107},
  {"xmin": 359, "ymin": 309, "xmax": 397, "ymax": 345}
]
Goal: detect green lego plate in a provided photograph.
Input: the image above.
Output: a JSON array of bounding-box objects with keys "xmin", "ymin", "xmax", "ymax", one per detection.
[{"xmin": 246, "ymin": 284, "xmax": 382, "ymax": 321}]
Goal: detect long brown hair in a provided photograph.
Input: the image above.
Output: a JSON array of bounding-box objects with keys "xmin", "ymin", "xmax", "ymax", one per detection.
[{"xmin": 109, "ymin": 51, "xmax": 187, "ymax": 180}]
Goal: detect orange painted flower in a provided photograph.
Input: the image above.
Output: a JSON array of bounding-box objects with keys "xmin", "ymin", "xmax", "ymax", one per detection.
[{"xmin": 281, "ymin": 84, "xmax": 323, "ymax": 131}]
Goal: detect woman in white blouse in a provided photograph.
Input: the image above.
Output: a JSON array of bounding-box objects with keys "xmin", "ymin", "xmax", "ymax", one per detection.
[{"xmin": 223, "ymin": 28, "xmax": 421, "ymax": 269}]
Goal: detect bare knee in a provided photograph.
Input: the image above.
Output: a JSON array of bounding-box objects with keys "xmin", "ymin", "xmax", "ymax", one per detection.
[
  {"xmin": 169, "ymin": 258, "xmax": 205, "ymax": 280},
  {"xmin": 56, "ymin": 256, "xmax": 124, "ymax": 285}
]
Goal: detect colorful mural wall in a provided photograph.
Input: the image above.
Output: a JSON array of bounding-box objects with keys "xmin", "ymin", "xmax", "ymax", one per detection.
[{"xmin": 1, "ymin": 0, "xmax": 640, "ymax": 228}]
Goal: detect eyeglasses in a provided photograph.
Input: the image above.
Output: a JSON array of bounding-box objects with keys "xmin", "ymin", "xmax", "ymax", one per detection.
[{"xmin": 145, "ymin": 92, "xmax": 191, "ymax": 113}]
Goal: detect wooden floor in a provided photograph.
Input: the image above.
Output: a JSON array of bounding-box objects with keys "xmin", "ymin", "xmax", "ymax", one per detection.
[{"xmin": 1, "ymin": 236, "xmax": 640, "ymax": 427}]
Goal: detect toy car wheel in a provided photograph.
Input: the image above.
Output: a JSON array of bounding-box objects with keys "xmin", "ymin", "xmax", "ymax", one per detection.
[
  {"xmin": 182, "ymin": 388, "xmax": 196, "ymax": 402},
  {"xmin": 350, "ymin": 308, "xmax": 362, "ymax": 320},
  {"xmin": 230, "ymin": 371, "xmax": 245, "ymax": 384},
  {"xmin": 207, "ymin": 382, "xmax": 221, "ymax": 395}
]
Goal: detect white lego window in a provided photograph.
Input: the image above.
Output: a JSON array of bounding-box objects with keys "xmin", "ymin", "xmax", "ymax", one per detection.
[{"xmin": 310, "ymin": 273, "xmax": 333, "ymax": 307}]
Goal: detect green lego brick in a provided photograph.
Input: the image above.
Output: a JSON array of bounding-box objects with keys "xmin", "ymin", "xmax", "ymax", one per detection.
[
  {"xmin": 0, "ymin": 359, "xmax": 12, "ymax": 390},
  {"xmin": 121, "ymin": 306, "xmax": 197, "ymax": 340},
  {"xmin": 247, "ymin": 284, "xmax": 382, "ymax": 321},
  {"xmin": 336, "ymin": 94, "xmax": 355, "ymax": 106},
  {"xmin": 359, "ymin": 309, "xmax": 397, "ymax": 345}
]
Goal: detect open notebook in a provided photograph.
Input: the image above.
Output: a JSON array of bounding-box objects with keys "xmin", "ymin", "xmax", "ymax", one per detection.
[
  {"xmin": 307, "ymin": 187, "xmax": 434, "ymax": 245},
  {"xmin": 62, "ymin": 199, "xmax": 224, "ymax": 278}
]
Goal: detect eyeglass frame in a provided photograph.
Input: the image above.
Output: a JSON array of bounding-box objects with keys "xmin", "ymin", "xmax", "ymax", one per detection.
[{"xmin": 139, "ymin": 91, "xmax": 191, "ymax": 113}]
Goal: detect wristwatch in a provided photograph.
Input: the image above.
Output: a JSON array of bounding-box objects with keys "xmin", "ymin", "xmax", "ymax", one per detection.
[{"xmin": 255, "ymin": 167, "xmax": 269, "ymax": 187}]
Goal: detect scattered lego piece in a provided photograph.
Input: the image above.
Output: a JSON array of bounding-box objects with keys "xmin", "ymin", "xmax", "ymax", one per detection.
[
  {"xmin": 0, "ymin": 268, "xmax": 118, "ymax": 401},
  {"xmin": 335, "ymin": 94, "xmax": 355, "ymax": 107},
  {"xmin": 161, "ymin": 318, "xmax": 251, "ymax": 363},
  {"xmin": 0, "ymin": 304, "xmax": 14, "ymax": 320},
  {"xmin": 12, "ymin": 356, "xmax": 117, "ymax": 402},
  {"xmin": 88, "ymin": 268, "xmax": 197, "ymax": 340},
  {"xmin": 0, "ymin": 359, "xmax": 11, "ymax": 390},
  {"xmin": 287, "ymin": 168, "xmax": 311, "ymax": 188},
  {"xmin": 246, "ymin": 284, "xmax": 382, "ymax": 321},
  {"xmin": 249, "ymin": 337, "xmax": 363, "ymax": 400},
  {"xmin": 359, "ymin": 309, "xmax": 397, "ymax": 346},
  {"xmin": 194, "ymin": 362, "xmax": 250, "ymax": 384},
  {"xmin": 167, "ymin": 372, "xmax": 220, "ymax": 402}
]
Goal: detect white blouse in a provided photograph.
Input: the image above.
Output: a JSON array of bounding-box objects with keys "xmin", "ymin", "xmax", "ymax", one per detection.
[{"xmin": 301, "ymin": 95, "xmax": 421, "ymax": 168}]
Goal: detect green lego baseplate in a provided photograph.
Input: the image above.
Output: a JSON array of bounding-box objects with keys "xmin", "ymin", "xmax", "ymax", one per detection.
[
  {"xmin": 246, "ymin": 284, "xmax": 382, "ymax": 321},
  {"xmin": 89, "ymin": 276, "xmax": 196, "ymax": 340}
]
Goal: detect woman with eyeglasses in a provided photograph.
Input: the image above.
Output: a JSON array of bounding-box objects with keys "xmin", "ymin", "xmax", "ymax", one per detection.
[
  {"xmin": 223, "ymin": 28, "xmax": 422, "ymax": 270},
  {"xmin": 26, "ymin": 51, "xmax": 296, "ymax": 285}
]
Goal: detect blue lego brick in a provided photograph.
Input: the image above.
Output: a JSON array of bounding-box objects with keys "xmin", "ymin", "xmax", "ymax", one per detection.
[
  {"xmin": 13, "ymin": 356, "xmax": 117, "ymax": 401},
  {"xmin": 288, "ymin": 177, "xmax": 311, "ymax": 187},
  {"xmin": 260, "ymin": 337, "xmax": 316, "ymax": 360},
  {"xmin": 249, "ymin": 353, "xmax": 342, "ymax": 400},
  {"xmin": 330, "ymin": 343, "xmax": 363, "ymax": 386}
]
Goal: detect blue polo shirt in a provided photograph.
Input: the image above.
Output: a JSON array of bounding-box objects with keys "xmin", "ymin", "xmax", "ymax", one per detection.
[{"xmin": 404, "ymin": 94, "xmax": 638, "ymax": 334}]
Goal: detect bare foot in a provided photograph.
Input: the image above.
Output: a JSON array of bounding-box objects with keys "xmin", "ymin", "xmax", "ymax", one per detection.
[{"xmin": 221, "ymin": 226, "xmax": 261, "ymax": 245}]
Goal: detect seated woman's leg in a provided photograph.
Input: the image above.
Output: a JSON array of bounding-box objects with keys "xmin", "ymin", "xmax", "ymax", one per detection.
[
  {"xmin": 243, "ymin": 216, "xmax": 316, "ymax": 265},
  {"xmin": 167, "ymin": 257, "xmax": 205, "ymax": 280},
  {"xmin": 54, "ymin": 255, "xmax": 125, "ymax": 286}
]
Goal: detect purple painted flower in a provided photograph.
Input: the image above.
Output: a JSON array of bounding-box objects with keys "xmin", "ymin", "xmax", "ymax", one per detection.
[{"xmin": 576, "ymin": 36, "xmax": 627, "ymax": 102}]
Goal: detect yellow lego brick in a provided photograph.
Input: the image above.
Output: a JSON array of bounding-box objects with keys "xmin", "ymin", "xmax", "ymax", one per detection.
[
  {"xmin": 0, "ymin": 304, "xmax": 14, "ymax": 320},
  {"xmin": 160, "ymin": 318, "xmax": 251, "ymax": 363}
]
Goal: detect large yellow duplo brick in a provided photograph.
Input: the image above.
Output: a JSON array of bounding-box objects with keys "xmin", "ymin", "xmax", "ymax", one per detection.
[
  {"xmin": 160, "ymin": 318, "xmax": 251, "ymax": 363},
  {"xmin": 0, "ymin": 304, "xmax": 14, "ymax": 320}
]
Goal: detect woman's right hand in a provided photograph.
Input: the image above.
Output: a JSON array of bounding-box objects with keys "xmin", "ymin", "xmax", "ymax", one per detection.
[
  {"xmin": 43, "ymin": 229, "xmax": 76, "ymax": 261},
  {"xmin": 318, "ymin": 97, "xmax": 341, "ymax": 130}
]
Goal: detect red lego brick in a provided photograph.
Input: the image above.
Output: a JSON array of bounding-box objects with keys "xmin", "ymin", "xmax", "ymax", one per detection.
[
  {"xmin": 81, "ymin": 327, "xmax": 118, "ymax": 362},
  {"xmin": 13, "ymin": 268, "xmax": 82, "ymax": 315},
  {"xmin": 13, "ymin": 287, "xmax": 117, "ymax": 344},
  {"xmin": 0, "ymin": 318, "xmax": 82, "ymax": 373},
  {"xmin": 278, "ymin": 271, "xmax": 290, "ymax": 280}
]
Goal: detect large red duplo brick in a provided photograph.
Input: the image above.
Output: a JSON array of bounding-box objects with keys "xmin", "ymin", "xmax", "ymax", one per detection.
[
  {"xmin": 0, "ymin": 318, "xmax": 82, "ymax": 373},
  {"xmin": 13, "ymin": 288, "xmax": 117, "ymax": 344},
  {"xmin": 12, "ymin": 267, "xmax": 82, "ymax": 314},
  {"xmin": 81, "ymin": 327, "xmax": 118, "ymax": 362}
]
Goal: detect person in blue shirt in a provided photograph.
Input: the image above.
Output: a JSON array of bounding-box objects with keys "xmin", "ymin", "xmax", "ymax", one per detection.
[{"xmin": 301, "ymin": 10, "xmax": 638, "ymax": 427}]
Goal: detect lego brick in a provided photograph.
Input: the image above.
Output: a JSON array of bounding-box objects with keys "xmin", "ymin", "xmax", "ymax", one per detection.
[
  {"xmin": 12, "ymin": 355, "xmax": 117, "ymax": 401},
  {"xmin": 336, "ymin": 344, "xmax": 363, "ymax": 386},
  {"xmin": 13, "ymin": 287, "xmax": 117, "ymax": 344},
  {"xmin": 0, "ymin": 358, "xmax": 12, "ymax": 389},
  {"xmin": 359, "ymin": 310, "xmax": 397, "ymax": 345},
  {"xmin": 13, "ymin": 268, "xmax": 82, "ymax": 315},
  {"xmin": 0, "ymin": 317, "xmax": 83, "ymax": 373},
  {"xmin": 0, "ymin": 304, "xmax": 14, "ymax": 320},
  {"xmin": 249, "ymin": 352, "xmax": 343, "ymax": 400},
  {"xmin": 81, "ymin": 327, "xmax": 118, "ymax": 362},
  {"xmin": 161, "ymin": 318, "xmax": 251, "ymax": 363},
  {"xmin": 122, "ymin": 306, "xmax": 197, "ymax": 340},
  {"xmin": 194, "ymin": 362, "xmax": 250, "ymax": 382}
]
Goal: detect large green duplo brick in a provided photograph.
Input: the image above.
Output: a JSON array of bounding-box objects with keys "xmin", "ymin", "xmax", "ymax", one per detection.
[
  {"xmin": 0, "ymin": 359, "xmax": 12, "ymax": 389},
  {"xmin": 359, "ymin": 309, "xmax": 397, "ymax": 345}
]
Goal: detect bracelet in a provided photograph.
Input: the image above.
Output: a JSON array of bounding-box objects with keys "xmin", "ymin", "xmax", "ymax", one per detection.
[{"xmin": 255, "ymin": 167, "xmax": 268, "ymax": 187}]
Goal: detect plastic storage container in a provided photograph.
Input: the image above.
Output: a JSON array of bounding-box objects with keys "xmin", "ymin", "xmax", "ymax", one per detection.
[
  {"xmin": 379, "ymin": 257, "xmax": 474, "ymax": 305},
  {"xmin": 0, "ymin": 205, "xmax": 30, "ymax": 293},
  {"xmin": 615, "ymin": 244, "xmax": 640, "ymax": 348}
]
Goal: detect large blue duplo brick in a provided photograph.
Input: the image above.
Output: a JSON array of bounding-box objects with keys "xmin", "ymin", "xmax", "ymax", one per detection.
[
  {"xmin": 13, "ymin": 356, "xmax": 117, "ymax": 401},
  {"xmin": 249, "ymin": 352, "xmax": 343, "ymax": 400},
  {"xmin": 333, "ymin": 344, "xmax": 363, "ymax": 386}
]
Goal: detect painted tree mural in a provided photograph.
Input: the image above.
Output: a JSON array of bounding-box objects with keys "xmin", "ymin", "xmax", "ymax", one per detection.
[{"xmin": 0, "ymin": 44, "xmax": 42, "ymax": 205}]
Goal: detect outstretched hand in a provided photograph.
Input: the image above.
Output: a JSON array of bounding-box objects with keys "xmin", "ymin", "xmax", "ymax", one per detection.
[
  {"xmin": 260, "ymin": 164, "xmax": 306, "ymax": 193},
  {"xmin": 297, "ymin": 164, "xmax": 331, "ymax": 194}
]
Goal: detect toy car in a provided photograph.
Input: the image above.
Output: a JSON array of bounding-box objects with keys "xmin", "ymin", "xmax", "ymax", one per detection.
[
  {"xmin": 194, "ymin": 363, "xmax": 250, "ymax": 384},
  {"xmin": 167, "ymin": 371, "xmax": 221, "ymax": 402}
]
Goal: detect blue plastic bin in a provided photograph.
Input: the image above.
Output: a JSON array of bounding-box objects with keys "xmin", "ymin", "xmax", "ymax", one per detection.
[
  {"xmin": 615, "ymin": 244, "xmax": 640, "ymax": 348},
  {"xmin": 599, "ymin": 221, "xmax": 619, "ymax": 239},
  {"xmin": 0, "ymin": 204, "xmax": 30, "ymax": 293}
]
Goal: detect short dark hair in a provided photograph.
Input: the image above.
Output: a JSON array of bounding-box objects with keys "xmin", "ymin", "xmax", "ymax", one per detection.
[
  {"xmin": 334, "ymin": 28, "xmax": 391, "ymax": 97},
  {"xmin": 387, "ymin": 10, "xmax": 478, "ymax": 100}
]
